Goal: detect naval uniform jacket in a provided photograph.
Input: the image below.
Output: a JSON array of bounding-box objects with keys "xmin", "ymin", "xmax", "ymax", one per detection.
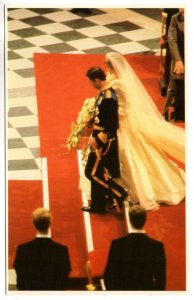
[{"xmin": 91, "ymin": 86, "xmax": 120, "ymax": 178}]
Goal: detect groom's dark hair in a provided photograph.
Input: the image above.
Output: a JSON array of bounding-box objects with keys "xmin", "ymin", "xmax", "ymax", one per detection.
[{"xmin": 86, "ymin": 66, "xmax": 106, "ymax": 81}]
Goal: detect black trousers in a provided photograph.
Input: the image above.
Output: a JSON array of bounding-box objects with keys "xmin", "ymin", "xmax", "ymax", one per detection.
[{"xmin": 85, "ymin": 151, "xmax": 125, "ymax": 212}]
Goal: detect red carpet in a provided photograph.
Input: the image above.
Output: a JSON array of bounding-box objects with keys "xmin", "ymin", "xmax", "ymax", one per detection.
[
  {"xmin": 8, "ymin": 180, "xmax": 43, "ymax": 268},
  {"xmin": 9, "ymin": 53, "xmax": 185, "ymax": 290}
]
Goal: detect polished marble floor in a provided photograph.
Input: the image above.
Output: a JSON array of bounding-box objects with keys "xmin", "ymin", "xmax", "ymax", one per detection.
[{"xmin": 7, "ymin": 7, "xmax": 162, "ymax": 180}]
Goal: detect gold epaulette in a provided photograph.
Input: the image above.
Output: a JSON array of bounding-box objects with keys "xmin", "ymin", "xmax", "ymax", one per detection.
[
  {"xmin": 105, "ymin": 89, "xmax": 112, "ymax": 98},
  {"xmin": 97, "ymin": 132, "xmax": 108, "ymax": 143},
  {"xmin": 93, "ymin": 124, "xmax": 104, "ymax": 131}
]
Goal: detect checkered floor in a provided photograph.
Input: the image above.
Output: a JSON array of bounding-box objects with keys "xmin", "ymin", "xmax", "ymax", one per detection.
[{"xmin": 7, "ymin": 7, "xmax": 162, "ymax": 180}]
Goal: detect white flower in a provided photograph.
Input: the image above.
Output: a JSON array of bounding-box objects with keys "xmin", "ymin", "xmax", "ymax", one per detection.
[{"xmin": 62, "ymin": 97, "xmax": 96, "ymax": 150}]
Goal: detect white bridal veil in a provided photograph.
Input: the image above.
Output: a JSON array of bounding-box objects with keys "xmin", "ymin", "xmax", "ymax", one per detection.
[{"xmin": 106, "ymin": 52, "xmax": 185, "ymax": 163}]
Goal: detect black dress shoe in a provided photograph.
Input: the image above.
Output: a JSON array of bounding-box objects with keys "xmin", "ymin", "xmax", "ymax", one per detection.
[
  {"xmin": 81, "ymin": 206, "xmax": 92, "ymax": 212},
  {"xmin": 81, "ymin": 206, "xmax": 106, "ymax": 214},
  {"xmin": 108, "ymin": 190, "xmax": 128, "ymax": 210}
]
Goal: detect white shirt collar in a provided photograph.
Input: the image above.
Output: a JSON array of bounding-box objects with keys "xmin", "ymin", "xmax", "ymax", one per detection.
[
  {"xmin": 130, "ymin": 228, "xmax": 146, "ymax": 233},
  {"xmin": 36, "ymin": 233, "xmax": 51, "ymax": 238}
]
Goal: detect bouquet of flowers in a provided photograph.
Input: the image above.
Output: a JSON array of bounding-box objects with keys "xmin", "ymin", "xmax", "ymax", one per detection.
[{"xmin": 61, "ymin": 97, "xmax": 96, "ymax": 151}]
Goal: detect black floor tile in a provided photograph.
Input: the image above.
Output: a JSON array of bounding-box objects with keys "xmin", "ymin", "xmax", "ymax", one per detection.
[
  {"xmin": 84, "ymin": 46, "xmax": 114, "ymax": 54},
  {"xmin": 8, "ymin": 138, "xmax": 27, "ymax": 149},
  {"xmin": 8, "ymin": 39, "xmax": 34, "ymax": 50},
  {"xmin": 8, "ymin": 51, "xmax": 23, "ymax": 60},
  {"xmin": 42, "ymin": 42, "xmax": 77, "ymax": 53},
  {"xmin": 8, "ymin": 106, "xmax": 33, "ymax": 117},
  {"xmin": 96, "ymin": 34, "xmax": 130, "ymax": 45},
  {"xmin": 12, "ymin": 27, "xmax": 45, "ymax": 38},
  {"xmin": 30, "ymin": 148, "xmax": 40, "ymax": 158},
  {"xmin": 106, "ymin": 21, "xmax": 142, "ymax": 32},
  {"xmin": 21, "ymin": 16, "xmax": 54, "ymax": 26},
  {"xmin": 54, "ymin": 30, "xmax": 88, "ymax": 42},
  {"xmin": 139, "ymin": 37, "xmax": 160, "ymax": 49},
  {"xmin": 70, "ymin": 8, "xmax": 106, "ymax": 17},
  {"xmin": 8, "ymin": 159, "xmax": 39, "ymax": 170},
  {"xmin": 17, "ymin": 126, "xmax": 39, "ymax": 137},
  {"xmin": 64, "ymin": 18, "xmax": 97, "ymax": 30},
  {"xmin": 130, "ymin": 8, "xmax": 162, "ymax": 22},
  {"xmin": 27, "ymin": 8, "xmax": 63, "ymax": 14},
  {"xmin": 14, "ymin": 68, "xmax": 35, "ymax": 78}
]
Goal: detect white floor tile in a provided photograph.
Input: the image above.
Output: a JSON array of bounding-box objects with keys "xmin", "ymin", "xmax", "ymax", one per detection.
[
  {"xmin": 44, "ymin": 10, "xmax": 81, "ymax": 22},
  {"xmin": 8, "ymin": 58, "xmax": 34, "ymax": 71},
  {"xmin": 8, "ymin": 20, "xmax": 31, "ymax": 31},
  {"xmin": 8, "ymin": 148, "xmax": 34, "ymax": 160},
  {"xmin": 7, "ymin": 70, "xmax": 36, "ymax": 88},
  {"xmin": 8, "ymin": 128, "xmax": 21, "ymax": 139},
  {"xmin": 8, "ymin": 96, "xmax": 38, "ymax": 115},
  {"xmin": 8, "ymin": 115, "xmax": 39, "ymax": 128},
  {"xmin": 8, "ymin": 170, "xmax": 42, "ymax": 180},
  {"xmin": 102, "ymin": 8, "xmax": 140, "ymax": 19},
  {"xmin": 120, "ymin": 28, "xmax": 160, "ymax": 42},
  {"xmin": 13, "ymin": 46, "xmax": 49, "ymax": 59},
  {"xmin": 67, "ymin": 38, "xmax": 105, "ymax": 50},
  {"xmin": 36, "ymin": 23, "xmax": 72, "ymax": 34},
  {"xmin": 67, "ymin": 50, "xmax": 85, "ymax": 54},
  {"xmin": 7, "ymin": 8, "xmax": 39, "ymax": 20},
  {"xmin": 25, "ymin": 35, "xmax": 63, "ymax": 46},
  {"xmin": 23, "ymin": 136, "xmax": 40, "ymax": 148},
  {"xmin": 86, "ymin": 13, "xmax": 123, "ymax": 25},
  {"xmin": 110, "ymin": 41, "xmax": 150, "ymax": 54},
  {"xmin": 8, "ymin": 269, "xmax": 16, "ymax": 285},
  {"xmin": 77, "ymin": 25, "xmax": 115, "ymax": 38},
  {"xmin": 7, "ymin": 32, "xmax": 21, "ymax": 41}
]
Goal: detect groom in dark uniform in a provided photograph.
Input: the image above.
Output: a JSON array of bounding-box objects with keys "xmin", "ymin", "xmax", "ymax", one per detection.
[{"xmin": 81, "ymin": 66, "xmax": 128, "ymax": 214}]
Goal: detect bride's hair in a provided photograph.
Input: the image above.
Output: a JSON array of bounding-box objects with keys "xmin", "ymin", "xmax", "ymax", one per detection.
[{"xmin": 105, "ymin": 59, "xmax": 114, "ymax": 70}]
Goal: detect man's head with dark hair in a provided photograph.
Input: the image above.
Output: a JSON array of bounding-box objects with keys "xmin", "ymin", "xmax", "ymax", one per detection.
[
  {"xmin": 86, "ymin": 66, "xmax": 106, "ymax": 90},
  {"xmin": 86, "ymin": 66, "xmax": 106, "ymax": 81},
  {"xmin": 32, "ymin": 208, "xmax": 51, "ymax": 234},
  {"xmin": 129, "ymin": 205, "xmax": 146, "ymax": 229}
]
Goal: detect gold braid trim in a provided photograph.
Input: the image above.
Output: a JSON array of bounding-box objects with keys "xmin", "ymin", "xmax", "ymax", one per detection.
[
  {"xmin": 111, "ymin": 187, "xmax": 122, "ymax": 197},
  {"xmin": 105, "ymin": 89, "xmax": 112, "ymax": 98},
  {"xmin": 91, "ymin": 155, "xmax": 109, "ymax": 189},
  {"xmin": 93, "ymin": 176, "xmax": 109, "ymax": 189},
  {"xmin": 101, "ymin": 139, "xmax": 112, "ymax": 156},
  {"xmin": 95, "ymin": 148, "xmax": 102, "ymax": 160},
  {"xmin": 93, "ymin": 124, "xmax": 104, "ymax": 130}
]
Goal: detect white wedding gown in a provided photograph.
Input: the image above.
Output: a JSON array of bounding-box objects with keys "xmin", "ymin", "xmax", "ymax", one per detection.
[
  {"xmin": 79, "ymin": 52, "xmax": 185, "ymax": 211},
  {"xmin": 111, "ymin": 78, "xmax": 185, "ymax": 211}
]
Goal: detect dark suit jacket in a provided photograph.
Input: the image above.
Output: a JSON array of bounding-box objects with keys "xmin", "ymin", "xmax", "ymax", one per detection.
[
  {"xmin": 104, "ymin": 233, "xmax": 166, "ymax": 291},
  {"xmin": 168, "ymin": 12, "xmax": 184, "ymax": 79},
  {"xmin": 14, "ymin": 238, "xmax": 71, "ymax": 290}
]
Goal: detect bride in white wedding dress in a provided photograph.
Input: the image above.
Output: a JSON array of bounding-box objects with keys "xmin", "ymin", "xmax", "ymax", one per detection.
[{"xmin": 104, "ymin": 52, "xmax": 185, "ymax": 211}]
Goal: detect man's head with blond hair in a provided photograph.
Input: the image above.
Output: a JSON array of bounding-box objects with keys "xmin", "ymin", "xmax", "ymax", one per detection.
[{"xmin": 32, "ymin": 208, "xmax": 51, "ymax": 234}]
